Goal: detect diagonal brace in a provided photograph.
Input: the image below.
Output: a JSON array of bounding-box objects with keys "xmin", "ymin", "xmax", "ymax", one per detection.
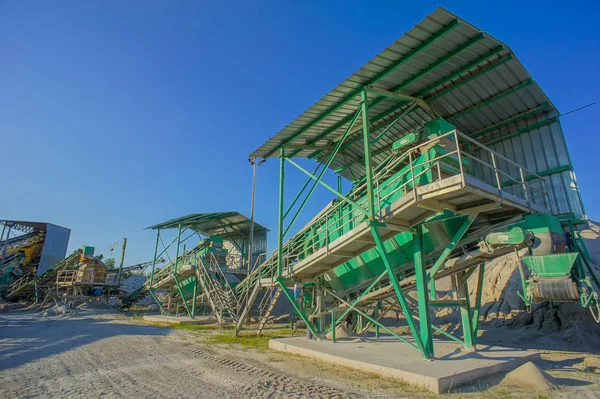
[{"xmin": 369, "ymin": 223, "xmax": 428, "ymax": 358}]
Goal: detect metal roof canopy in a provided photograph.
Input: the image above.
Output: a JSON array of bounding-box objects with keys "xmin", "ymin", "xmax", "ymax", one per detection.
[
  {"xmin": 1, "ymin": 220, "xmax": 69, "ymax": 234},
  {"xmin": 146, "ymin": 212, "xmax": 269, "ymax": 238},
  {"xmin": 250, "ymin": 7, "xmax": 558, "ymax": 181}
]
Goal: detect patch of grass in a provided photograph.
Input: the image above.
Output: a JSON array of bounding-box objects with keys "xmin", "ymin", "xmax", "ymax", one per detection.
[
  {"xmin": 485, "ymin": 387, "xmax": 516, "ymax": 399},
  {"xmin": 203, "ymin": 329, "xmax": 293, "ymax": 350},
  {"xmin": 172, "ymin": 323, "xmax": 234, "ymax": 331}
]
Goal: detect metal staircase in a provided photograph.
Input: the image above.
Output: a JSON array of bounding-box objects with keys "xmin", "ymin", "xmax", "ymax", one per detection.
[
  {"xmin": 195, "ymin": 253, "xmax": 238, "ymax": 325},
  {"xmin": 256, "ymin": 286, "xmax": 282, "ymax": 334}
]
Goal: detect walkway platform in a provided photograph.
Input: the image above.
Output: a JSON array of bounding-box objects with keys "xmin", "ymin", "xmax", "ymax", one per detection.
[
  {"xmin": 149, "ymin": 265, "xmax": 197, "ymax": 289},
  {"xmin": 143, "ymin": 315, "xmax": 217, "ymax": 325},
  {"xmin": 269, "ymin": 336, "xmax": 540, "ymax": 394},
  {"xmin": 284, "ymin": 174, "xmax": 546, "ymax": 280}
]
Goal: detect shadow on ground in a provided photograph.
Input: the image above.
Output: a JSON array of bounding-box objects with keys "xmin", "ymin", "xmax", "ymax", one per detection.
[{"xmin": 0, "ymin": 310, "xmax": 168, "ymax": 371}]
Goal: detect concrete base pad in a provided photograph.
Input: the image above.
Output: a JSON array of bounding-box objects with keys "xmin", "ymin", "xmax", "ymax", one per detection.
[
  {"xmin": 143, "ymin": 315, "xmax": 217, "ymax": 325},
  {"xmin": 269, "ymin": 336, "xmax": 540, "ymax": 394}
]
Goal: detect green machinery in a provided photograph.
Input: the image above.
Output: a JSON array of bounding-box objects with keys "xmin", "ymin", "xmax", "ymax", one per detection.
[
  {"xmin": 236, "ymin": 115, "xmax": 598, "ymax": 359},
  {"xmin": 140, "ymin": 9, "xmax": 597, "ymax": 361},
  {"xmin": 236, "ymin": 7, "xmax": 594, "ymax": 359},
  {"xmin": 122, "ymin": 212, "xmax": 268, "ymax": 326}
]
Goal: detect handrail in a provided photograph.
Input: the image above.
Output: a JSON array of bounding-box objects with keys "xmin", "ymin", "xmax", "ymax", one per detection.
[{"xmin": 236, "ymin": 128, "xmax": 549, "ymax": 293}]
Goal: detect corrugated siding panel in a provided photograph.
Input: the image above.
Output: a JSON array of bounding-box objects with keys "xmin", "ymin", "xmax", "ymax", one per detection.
[
  {"xmin": 471, "ymin": 115, "xmax": 584, "ymax": 218},
  {"xmin": 37, "ymin": 224, "xmax": 71, "ymax": 276}
]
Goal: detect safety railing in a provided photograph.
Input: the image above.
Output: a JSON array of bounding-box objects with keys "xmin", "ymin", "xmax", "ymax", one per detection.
[
  {"xmin": 236, "ymin": 129, "xmax": 548, "ymax": 289},
  {"xmin": 279, "ymin": 129, "xmax": 547, "ymax": 277}
]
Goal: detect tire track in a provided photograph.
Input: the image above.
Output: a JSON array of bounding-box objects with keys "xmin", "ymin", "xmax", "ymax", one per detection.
[{"xmin": 187, "ymin": 346, "xmax": 357, "ymax": 399}]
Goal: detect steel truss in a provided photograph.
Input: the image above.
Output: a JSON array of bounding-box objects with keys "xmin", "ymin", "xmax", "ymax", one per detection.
[
  {"xmin": 145, "ymin": 224, "xmax": 241, "ymax": 322},
  {"xmin": 261, "ymin": 84, "xmax": 545, "ymax": 359}
]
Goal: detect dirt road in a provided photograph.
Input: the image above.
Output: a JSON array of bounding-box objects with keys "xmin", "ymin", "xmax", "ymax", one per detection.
[
  {"xmin": 2, "ymin": 308, "xmax": 600, "ymax": 399},
  {"xmin": 0, "ymin": 309, "xmax": 389, "ymax": 399}
]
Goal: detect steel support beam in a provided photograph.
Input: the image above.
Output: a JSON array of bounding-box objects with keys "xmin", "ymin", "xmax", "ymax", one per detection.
[
  {"xmin": 277, "ymin": 277, "xmax": 319, "ymax": 339},
  {"xmin": 471, "ymin": 264, "xmax": 486, "ymax": 345},
  {"xmin": 327, "ymin": 288, "xmax": 418, "ymax": 349},
  {"xmin": 309, "ymin": 101, "xmax": 410, "ymax": 160},
  {"xmin": 370, "ymin": 223, "xmax": 428, "ymax": 358},
  {"xmin": 394, "ymin": 33, "xmax": 486, "ymax": 92},
  {"xmin": 416, "ymin": 46, "xmax": 505, "ymax": 97},
  {"xmin": 277, "ymin": 147, "xmax": 285, "ymax": 277},
  {"xmin": 285, "ymin": 158, "xmax": 368, "ymax": 216},
  {"xmin": 428, "ymin": 53, "xmax": 514, "ymax": 102},
  {"xmin": 414, "ymin": 225, "xmax": 434, "ymax": 358},
  {"xmin": 471, "ymin": 103, "xmax": 551, "ymax": 139},
  {"xmin": 325, "ymin": 270, "xmax": 388, "ymax": 335},
  {"xmin": 429, "ymin": 214, "xmax": 477, "ymax": 279},
  {"xmin": 448, "ymin": 79, "xmax": 533, "ymax": 121},
  {"xmin": 361, "ymin": 88, "xmax": 376, "ymax": 219},
  {"xmin": 457, "ymin": 272, "xmax": 474, "ymax": 349},
  {"xmin": 283, "ymin": 108, "xmax": 362, "ymax": 236}
]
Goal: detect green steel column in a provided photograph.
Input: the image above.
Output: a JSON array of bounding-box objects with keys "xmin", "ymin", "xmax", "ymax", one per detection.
[
  {"xmin": 277, "ymin": 147, "xmax": 285, "ymax": 277},
  {"xmin": 458, "ymin": 272, "xmax": 474, "ymax": 349},
  {"xmin": 369, "ymin": 224, "xmax": 427, "ymax": 358},
  {"xmin": 317, "ymin": 276, "xmax": 325, "ymax": 334},
  {"xmin": 148, "ymin": 229, "xmax": 168, "ymax": 314},
  {"xmin": 428, "ymin": 214, "xmax": 477, "ymax": 277},
  {"xmin": 471, "ymin": 264, "xmax": 486, "ymax": 347},
  {"xmin": 361, "ymin": 87, "xmax": 376, "ymax": 219},
  {"xmin": 331, "ymin": 307, "xmax": 336, "ymax": 343},
  {"xmin": 192, "ymin": 278, "xmax": 198, "ymax": 317},
  {"xmin": 149, "ymin": 229, "xmax": 161, "ymax": 287},
  {"xmin": 277, "ymin": 278, "xmax": 319, "ymax": 338},
  {"xmin": 326, "ymin": 270, "xmax": 388, "ymax": 335},
  {"xmin": 414, "ymin": 224, "xmax": 434, "ymax": 358},
  {"xmin": 174, "ymin": 276, "xmax": 193, "ymax": 318},
  {"xmin": 174, "ymin": 224, "xmax": 182, "ymax": 273}
]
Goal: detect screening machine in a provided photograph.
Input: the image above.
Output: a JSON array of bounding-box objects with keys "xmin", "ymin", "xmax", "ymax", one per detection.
[
  {"xmin": 120, "ymin": 212, "xmax": 269, "ymax": 326},
  {"xmin": 236, "ymin": 7, "xmax": 596, "ymax": 359}
]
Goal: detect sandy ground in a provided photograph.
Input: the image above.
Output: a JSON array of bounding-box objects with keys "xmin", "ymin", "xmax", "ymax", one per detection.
[{"xmin": 1, "ymin": 307, "xmax": 600, "ymax": 399}]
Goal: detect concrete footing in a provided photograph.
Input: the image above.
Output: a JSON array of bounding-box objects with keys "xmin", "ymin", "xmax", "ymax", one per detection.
[
  {"xmin": 269, "ymin": 336, "xmax": 540, "ymax": 394},
  {"xmin": 143, "ymin": 315, "xmax": 217, "ymax": 325}
]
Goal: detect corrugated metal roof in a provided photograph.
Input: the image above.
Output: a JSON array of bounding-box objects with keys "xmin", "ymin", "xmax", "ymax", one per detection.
[
  {"xmin": 146, "ymin": 212, "xmax": 269, "ymax": 237},
  {"xmin": 249, "ymin": 7, "xmax": 558, "ymax": 182},
  {"xmin": 1, "ymin": 220, "xmax": 70, "ymax": 234}
]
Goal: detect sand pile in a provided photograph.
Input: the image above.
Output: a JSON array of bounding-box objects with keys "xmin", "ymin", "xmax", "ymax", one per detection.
[
  {"xmin": 500, "ymin": 361, "xmax": 556, "ymax": 391},
  {"xmin": 432, "ymin": 221, "xmax": 600, "ymax": 352},
  {"xmin": 325, "ymin": 323, "xmax": 358, "ymax": 340}
]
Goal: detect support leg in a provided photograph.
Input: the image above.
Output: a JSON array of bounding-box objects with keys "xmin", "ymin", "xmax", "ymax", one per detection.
[
  {"xmin": 471, "ymin": 264, "xmax": 486, "ymax": 347},
  {"xmin": 414, "ymin": 224, "xmax": 434, "ymax": 358},
  {"xmin": 369, "ymin": 224, "xmax": 428, "ymax": 358},
  {"xmin": 458, "ymin": 271, "xmax": 474, "ymax": 350},
  {"xmin": 277, "ymin": 278, "xmax": 319, "ymax": 339}
]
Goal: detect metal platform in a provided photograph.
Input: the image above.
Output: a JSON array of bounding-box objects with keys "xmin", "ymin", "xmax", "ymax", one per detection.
[{"xmin": 285, "ymin": 174, "xmax": 545, "ymax": 280}]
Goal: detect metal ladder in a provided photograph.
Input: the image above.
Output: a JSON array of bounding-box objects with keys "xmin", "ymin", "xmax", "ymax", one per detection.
[
  {"xmin": 195, "ymin": 256, "xmax": 238, "ymax": 325},
  {"xmin": 257, "ymin": 286, "xmax": 282, "ymax": 335}
]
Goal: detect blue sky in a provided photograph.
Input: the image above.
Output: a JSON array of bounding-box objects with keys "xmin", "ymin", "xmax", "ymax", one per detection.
[{"xmin": 1, "ymin": 1, "xmax": 598, "ymax": 265}]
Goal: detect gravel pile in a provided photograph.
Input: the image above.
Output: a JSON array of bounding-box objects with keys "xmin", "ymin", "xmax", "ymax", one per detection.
[{"xmin": 120, "ymin": 274, "xmax": 147, "ymax": 293}]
